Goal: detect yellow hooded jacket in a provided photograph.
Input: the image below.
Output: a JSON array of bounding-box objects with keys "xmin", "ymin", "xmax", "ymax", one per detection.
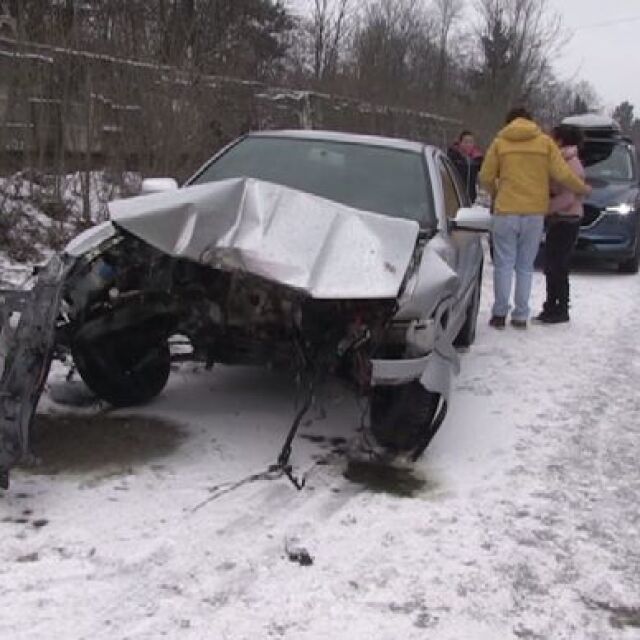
[{"xmin": 479, "ymin": 118, "xmax": 589, "ymax": 215}]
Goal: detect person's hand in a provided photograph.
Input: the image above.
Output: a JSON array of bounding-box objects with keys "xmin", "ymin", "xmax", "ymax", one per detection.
[{"xmin": 583, "ymin": 183, "xmax": 593, "ymax": 196}]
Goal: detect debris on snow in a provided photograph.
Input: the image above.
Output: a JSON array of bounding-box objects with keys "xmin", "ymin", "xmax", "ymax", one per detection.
[{"xmin": 284, "ymin": 538, "xmax": 314, "ymax": 567}]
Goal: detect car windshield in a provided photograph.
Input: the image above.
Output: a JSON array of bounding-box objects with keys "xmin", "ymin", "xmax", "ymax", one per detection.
[
  {"xmin": 190, "ymin": 136, "xmax": 434, "ymax": 225},
  {"xmin": 583, "ymin": 142, "xmax": 635, "ymax": 183}
]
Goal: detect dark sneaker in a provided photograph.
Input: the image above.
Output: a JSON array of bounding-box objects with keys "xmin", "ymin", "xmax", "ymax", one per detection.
[
  {"xmin": 537, "ymin": 312, "xmax": 569, "ymax": 324},
  {"xmin": 511, "ymin": 318, "xmax": 527, "ymax": 329},
  {"xmin": 489, "ymin": 316, "xmax": 506, "ymax": 329},
  {"xmin": 533, "ymin": 309, "xmax": 554, "ymax": 323}
]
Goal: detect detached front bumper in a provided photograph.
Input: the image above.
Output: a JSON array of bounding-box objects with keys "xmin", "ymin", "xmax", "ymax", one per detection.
[
  {"xmin": 370, "ymin": 328, "xmax": 461, "ymax": 400},
  {"xmin": 0, "ymin": 256, "xmax": 71, "ymax": 488}
]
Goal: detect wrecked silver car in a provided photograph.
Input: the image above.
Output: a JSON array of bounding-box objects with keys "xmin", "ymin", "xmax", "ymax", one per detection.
[{"xmin": 0, "ymin": 131, "xmax": 490, "ymax": 488}]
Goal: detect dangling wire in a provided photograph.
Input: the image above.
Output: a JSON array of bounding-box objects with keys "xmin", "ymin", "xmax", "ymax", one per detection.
[{"xmin": 271, "ymin": 371, "xmax": 315, "ymax": 490}]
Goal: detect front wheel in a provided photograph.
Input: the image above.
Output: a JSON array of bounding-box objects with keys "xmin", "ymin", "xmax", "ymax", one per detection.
[
  {"xmin": 618, "ymin": 245, "xmax": 640, "ymax": 274},
  {"xmin": 72, "ymin": 329, "xmax": 170, "ymax": 407},
  {"xmin": 370, "ymin": 381, "xmax": 440, "ymax": 454}
]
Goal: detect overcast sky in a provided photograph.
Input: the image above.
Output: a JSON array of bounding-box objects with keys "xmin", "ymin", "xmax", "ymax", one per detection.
[{"xmin": 549, "ymin": 0, "xmax": 640, "ymax": 113}]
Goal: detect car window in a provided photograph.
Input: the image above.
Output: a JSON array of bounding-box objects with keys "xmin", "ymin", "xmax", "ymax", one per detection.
[
  {"xmin": 439, "ymin": 160, "xmax": 462, "ymax": 218},
  {"xmin": 583, "ymin": 142, "xmax": 635, "ymax": 183},
  {"xmin": 443, "ymin": 158, "xmax": 470, "ymax": 207},
  {"xmin": 190, "ymin": 136, "xmax": 436, "ymax": 226}
]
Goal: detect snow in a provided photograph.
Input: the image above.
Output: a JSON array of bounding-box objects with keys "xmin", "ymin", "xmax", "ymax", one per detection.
[
  {"xmin": 0, "ymin": 252, "xmax": 33, "ymax": 288},
  {"xmin": 0, "ymin": 48, "xmax": 54, "ymax": 64},
  {"xmin": 0, "ymin": 171, "xmax": 141, "ymax": 267},
  {"xmin": 1, "ymin": 253, "xmax": 640, "ymax": 639}
]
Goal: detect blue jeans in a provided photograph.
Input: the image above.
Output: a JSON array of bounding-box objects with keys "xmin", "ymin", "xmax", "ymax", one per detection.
[{"xmin": 492, "ymin": 214, "xmax": 545, "ymax": 321}]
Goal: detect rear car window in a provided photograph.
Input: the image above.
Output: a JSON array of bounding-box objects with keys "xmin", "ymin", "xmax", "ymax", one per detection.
[{"xmin": 191, "ymin": 136, "xmax": 436, "ymax": 226}]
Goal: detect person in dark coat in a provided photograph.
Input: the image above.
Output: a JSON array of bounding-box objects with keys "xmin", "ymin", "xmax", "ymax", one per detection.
[
  {"xmin": 535, "ymin": 124, "xmax": 586, "ymax": 324},
  {"xmin": 448, "ymin": 130, "xmax": 484, "ymax": 202}
]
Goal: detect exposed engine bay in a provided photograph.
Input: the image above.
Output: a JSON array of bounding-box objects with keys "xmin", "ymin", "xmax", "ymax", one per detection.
[{"xmin": 62, "ymin": 230, "xmax": 398, "ymax": 397}]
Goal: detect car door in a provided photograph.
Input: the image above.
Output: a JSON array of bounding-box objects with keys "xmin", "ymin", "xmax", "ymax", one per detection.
[{"xmin": 433, "ymin": 151, "xmax": 483, "ymax": 332}]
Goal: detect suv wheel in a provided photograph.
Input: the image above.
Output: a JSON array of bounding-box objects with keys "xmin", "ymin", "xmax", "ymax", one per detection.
[
  {"xmin": 618, "ymin": 244, "xmax": 640, "ymax": 274},
  {"xmin": 370, "ymin": 382, "xmax": 440, "ymax": 453}
]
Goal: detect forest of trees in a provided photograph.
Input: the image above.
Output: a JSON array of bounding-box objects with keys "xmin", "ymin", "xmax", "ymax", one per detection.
[
  {"xmin": 3, "ymin": 0, "xmax": 603, "ymax": 142},
  {"xmin": 2, "ymin": 0, "xmax": 634, "ymax": 261}
]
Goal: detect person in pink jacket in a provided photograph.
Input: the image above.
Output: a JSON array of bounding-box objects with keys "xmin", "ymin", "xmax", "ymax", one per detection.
[{"xmin": 535, "ymin": 125, "xmax": 586, "ymax": 324}]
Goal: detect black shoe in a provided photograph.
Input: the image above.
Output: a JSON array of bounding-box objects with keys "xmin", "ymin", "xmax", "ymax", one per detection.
[
  {"xmin": 534, "ymin": 309, "xmax": 554, "ymax": 323},
  {"xmin": 510, "ymin": 318, "xmax": 527, "ymax": 330},
  {"xmin": 489, "ymin": 315, "xmax": 506, "ymax": 329},
  {"xmin": 538, "ymin": 311, "xmax": 569, "ymax": 324}
]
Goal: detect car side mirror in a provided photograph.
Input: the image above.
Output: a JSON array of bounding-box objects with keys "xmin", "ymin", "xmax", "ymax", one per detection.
[
  {"xmin": 141, "ymin": 178, "xmax": 179, "ymax": 195},
  {"xmin": 450, "ymin": 206, "xmax": 492, "ymax": 232}
]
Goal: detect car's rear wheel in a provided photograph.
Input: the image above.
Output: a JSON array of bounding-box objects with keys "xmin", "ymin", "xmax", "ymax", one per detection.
[
  {"xmin": 454, "ymin": 268, "xmax": 482, "ymax": 348},
  {"xmin": 370, "ymin": 381, "xmax": 440, "ymax": 453},
  {"xmin": 72, "ymin": 329, "xmax": 170, "ymax": 407}
]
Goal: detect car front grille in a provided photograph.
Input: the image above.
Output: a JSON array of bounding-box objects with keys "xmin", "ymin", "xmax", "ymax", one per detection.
[{"xmin": 581, "ymin": 204, "xmax": 602, "ymax": 228}]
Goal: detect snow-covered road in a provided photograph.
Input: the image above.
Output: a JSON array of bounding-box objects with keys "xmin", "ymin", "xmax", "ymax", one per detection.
[{"xmin": 1, "ymin": 257, "xmax": 640, "ymax": 640}]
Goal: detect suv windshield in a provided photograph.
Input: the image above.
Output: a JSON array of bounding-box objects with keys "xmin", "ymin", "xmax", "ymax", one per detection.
[
  {"xmin": 583, "ymin": 142, "xmax": 635, "ymax": 183},
  {"xmin": 190, "ymin": 136, "xmax": 434, "ymax": 225}
]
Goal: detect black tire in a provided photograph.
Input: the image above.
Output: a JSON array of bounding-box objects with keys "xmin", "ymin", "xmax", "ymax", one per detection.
[
  {"xmin": 454, "ymin": 268, "xmax": 482, "ymax": 348},
  {"xmin": 72, "ymin": 329, "xmax": 170, "ymax": 407},
  {"xmin": 370, "ymin": 381, "xmax": 440, "ymax": 452},
  {"xmin": 618, "ymin": 246, "xmax": 640, "ymax": 274}
]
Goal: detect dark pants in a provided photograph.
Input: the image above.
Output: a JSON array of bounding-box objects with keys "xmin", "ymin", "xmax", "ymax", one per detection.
[{"xmin": 543, "ymin": 219, "xmax": 580, "ymax": 314}]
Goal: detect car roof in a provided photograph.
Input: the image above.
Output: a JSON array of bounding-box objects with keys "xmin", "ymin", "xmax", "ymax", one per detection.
[
  {"xmin": 562, "ymin": 114, "xmax": 621, "ymax": 131},
  {"xmin": 249, "ymin": 129, "xmax": 431, "ymax": 154},
  {"xmin": 561, "ymin": 115, "xmax": 634, "ymax": 147}
]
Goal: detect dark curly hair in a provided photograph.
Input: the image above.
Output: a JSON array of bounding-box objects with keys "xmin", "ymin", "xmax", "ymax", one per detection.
[
  {"xmin": 505, "ymin": 107, "xmax": 533, "ymax": 124},
  {"xmin": 552, "ymin": 124, "xmax": 584, "ymax": 149}
]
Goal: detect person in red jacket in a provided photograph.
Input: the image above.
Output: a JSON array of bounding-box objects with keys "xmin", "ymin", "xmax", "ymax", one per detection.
[
  {"xmin": 448, "ymin": 130, "xmax": 484, "ymax": 203},
  {"xmin": 535, "ymin": 124, "xmax": 586, "ymax": 324}
]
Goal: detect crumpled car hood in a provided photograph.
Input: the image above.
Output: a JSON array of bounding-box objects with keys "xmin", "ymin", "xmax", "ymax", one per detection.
[{"xmin": 108, "ymin": 178, "xmax": 420, "ymax": 299}]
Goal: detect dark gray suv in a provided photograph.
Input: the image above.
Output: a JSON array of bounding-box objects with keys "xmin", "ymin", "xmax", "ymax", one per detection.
[{"xmin": 563, "ymin": 115, "xmax": 640, "ymax": 273}]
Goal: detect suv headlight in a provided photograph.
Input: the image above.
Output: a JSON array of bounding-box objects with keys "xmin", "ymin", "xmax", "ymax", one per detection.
[{"xmin": 605, "ymin": 203, "xmax": 634, "ymax": 215}]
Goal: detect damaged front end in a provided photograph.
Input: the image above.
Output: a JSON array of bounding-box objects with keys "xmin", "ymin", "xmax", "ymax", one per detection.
[{"xmin": 0, "ymin": 178, "xmax": 461, "ymax": 487}]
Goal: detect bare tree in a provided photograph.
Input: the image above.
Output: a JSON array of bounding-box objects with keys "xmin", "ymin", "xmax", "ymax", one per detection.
[
  {"xmin": 351, "ymin": 0, "xmax": 426, "ymax": 105},
  {"xmin": 472, "ymin": 0, "xmax": 566, "ymax": 130},
  {"xmin": 433, "ymin": 0, "xmax": 464, "ymax": 98},
  {"xmin": 613, "ymin": 101, "xmax": 634, "ymax": 134},
  {"xmin": 310, "ymin": 0, "xmax": 351, "ymax": 82}
]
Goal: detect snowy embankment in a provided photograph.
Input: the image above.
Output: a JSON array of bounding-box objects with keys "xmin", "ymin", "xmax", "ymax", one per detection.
[
  {"xmin": 0, "ymin": 171, "xmax": 139, "ymax": 280},
  {"xmin": 1, "ymin": 255, "xmax": 639, "ymax": 639}
]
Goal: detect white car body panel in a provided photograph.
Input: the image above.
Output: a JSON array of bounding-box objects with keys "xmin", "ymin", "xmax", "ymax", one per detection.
[{"xmin": 108, "ymin": 178, "xmax": 420, "ymax": 300}]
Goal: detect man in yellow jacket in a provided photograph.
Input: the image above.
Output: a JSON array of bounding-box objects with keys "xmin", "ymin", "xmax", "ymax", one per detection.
[{"xmin": 479, "ymin": 107, "xmax": 590, "ymax": 329}]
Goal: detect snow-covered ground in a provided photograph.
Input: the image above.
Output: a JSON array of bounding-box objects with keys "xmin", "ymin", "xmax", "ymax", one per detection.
[
  {"xmin": 0, "ymin": 171, "xmax": 140, "ymax": 265},
  {"xmin": 1, "ymin": 255, "xmax": 640, "ymax": 639},
  {"xmin": 0, "ymin": 251, "xmax": 33, "ymax": 288}
]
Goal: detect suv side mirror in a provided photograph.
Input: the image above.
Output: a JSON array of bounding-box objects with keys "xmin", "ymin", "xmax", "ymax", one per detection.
[
  {"xmin": 141, "ymin": 178, "xmax": 179, "ymax": 195},
  {"xmin": 450, "ymin": 206, "xmax": 492, "ymax": 232}
]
